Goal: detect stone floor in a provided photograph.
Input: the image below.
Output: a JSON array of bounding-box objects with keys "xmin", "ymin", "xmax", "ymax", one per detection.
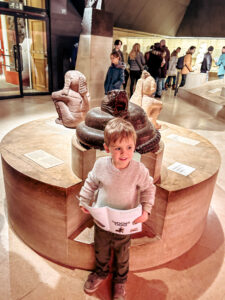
[{"xmin": 0, "ymin": 90, "xmax": 225, "ymax": 300}]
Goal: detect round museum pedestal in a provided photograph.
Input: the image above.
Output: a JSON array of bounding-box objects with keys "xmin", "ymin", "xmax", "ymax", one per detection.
[
  {"xmin": 0, "ymin": 118, "xmax": 220, "ymax": 270},
  {"xmin": 184, "ymin": 72, "xmax": 207, "ymax": 89}
]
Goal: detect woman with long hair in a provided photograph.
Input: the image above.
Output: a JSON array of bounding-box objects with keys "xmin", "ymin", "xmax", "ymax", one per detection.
[
  {"xmin": 128, "ymin": 43, "xmax": 145, "ymax": 96},
  {"xmin": 165, "ymin": 47, "xmax": 181, "ymax": 90}
]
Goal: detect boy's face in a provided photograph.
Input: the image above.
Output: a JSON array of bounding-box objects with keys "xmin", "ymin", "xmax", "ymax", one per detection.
[
  {"xmin": 110, "ymin": 55, "xmax": 119, "ymax": 65},
  {"xmin": 104, "ymin": 136, "xmax": 135, "ymax": 170}
]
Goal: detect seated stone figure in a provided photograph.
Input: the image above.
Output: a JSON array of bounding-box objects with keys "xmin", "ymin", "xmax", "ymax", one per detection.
[
  {"xmin": 130, "ymin": 70, "xmax": 162, "ymax": 129},
  {"xmin": 52, "ymin": 70, "xmax": 90, "ymax": 128}
]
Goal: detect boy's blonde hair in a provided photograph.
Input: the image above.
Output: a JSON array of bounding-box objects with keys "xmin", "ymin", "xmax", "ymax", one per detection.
[{"xmin": 104, "ymin": 118, "xmax": 137, "ymax": 146}]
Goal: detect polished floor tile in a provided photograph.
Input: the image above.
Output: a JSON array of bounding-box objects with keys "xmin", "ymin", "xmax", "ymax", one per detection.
[{"xmin": 0, "ymin": 90, "xmax": 225, "ymax": 299}]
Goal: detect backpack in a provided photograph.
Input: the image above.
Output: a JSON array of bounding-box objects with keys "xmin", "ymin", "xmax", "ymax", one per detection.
[{"xmin": 176, "ymin": 56, "xmax": 185, "ymax": 70}]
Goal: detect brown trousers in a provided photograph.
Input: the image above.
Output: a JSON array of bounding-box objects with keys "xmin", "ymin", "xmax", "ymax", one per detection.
[{"xmin": 94, "ymin": 224, "xmax": 131, "ymax": 283}]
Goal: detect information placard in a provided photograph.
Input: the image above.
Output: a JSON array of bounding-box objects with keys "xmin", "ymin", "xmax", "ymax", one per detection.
[
  {"xmin": 167, "ymin": 162, "xmax": 196, "ymax": 176},
  {"xmin": 24, "ymin": 150, "xmax": 64, "ymax": 169}
]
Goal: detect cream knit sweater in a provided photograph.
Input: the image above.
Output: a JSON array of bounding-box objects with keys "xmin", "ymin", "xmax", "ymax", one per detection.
[{"xmin": 79, "ymin": 156, "xmax": 155, "ymax": 213}]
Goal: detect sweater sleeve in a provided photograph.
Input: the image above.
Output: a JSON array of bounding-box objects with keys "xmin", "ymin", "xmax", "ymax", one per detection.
[
  {"xmin": 185, "ymin": 54, "xmax": 192, "ymax": 71},
  {"xmin": 140, "ymin": 53, "xmax": 146, "ymax": 66},
  {"xmin": 216, "ymin": 56, "xmax": 222, "ymax": 66},
  {"xmin": 79, "ymin": 163, "xmax": 100, "ymax": 207},
  {"xmin": 104, "ymin": 68, "xmax": 110, "ymax": 94},
  {"xmin": 138, "ymin": 165, "xmax": 156, "ymax": 214},
  {"xmin": 206, "ymin": 54, "xmax": 211, "ymax": 71},
  {"xmin": 113, "ymin": 68, "xmax": 124, "ymax": 89},
  {"xmin": 128, "ymin": 56, "xmax": 131, "ymax": 66}
]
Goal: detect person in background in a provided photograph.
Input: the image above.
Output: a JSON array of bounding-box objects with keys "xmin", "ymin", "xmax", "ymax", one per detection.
[
  {"xmin": 113, "ymin": 39, "xmax": 124, "ymax": 63},
  {"xmin": 104, "ymin": 51, "xmax": 124, "ymax": 94},
  {"xmin": 215, "ymin": 46, "xmax": 225, "ymax": 79},
  {"xmin": 113, "ymin": 39, "xmax": 129, "ymax": 90},
  {"xmin": 147, "ymin": 43, "xmax": 163, "ymax": 81},
  {"xmin": 160, "ymin": 40, "xmax": 170, "ymax": 65},
  {"xmin": 165, "ymin": 47, "xmax": 181, "ymax": 90},
  {"xmin": 200, "ymin": 46, "xmax": 214, "ymax": 81},
  {"xmin": 180, "ymin": 46, "xmax": 196, "ymax": 87},
  {"xmin": 144, "ymin": 45, "xmax": 154, "ymax": 67},
  {"xmin": 159, "ymin": 39, "xmax": 170, "ymax": 90},
  {"xmin": 128, "ymin": 43, "xmax": 145, "ymax": 96},
  {"xmin": 155, "ymin": 50, "xmax": 167, "ymax": 99}
]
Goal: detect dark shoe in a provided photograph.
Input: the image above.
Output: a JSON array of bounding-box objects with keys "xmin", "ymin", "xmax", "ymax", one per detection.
[
  {"xmin": 155, "ymin": 94, "xmax": 161, "ymax": 99},
  {"xmin": 84, "ymin": 272, "xmax": 106, "ymax": 293},
  {"xmin": 172, "ymin": 84, "xmax": 176, "ymax": 90},
  {"xmin": 113, "ymin": 283, "xmax": 126, "ymax": 300}
]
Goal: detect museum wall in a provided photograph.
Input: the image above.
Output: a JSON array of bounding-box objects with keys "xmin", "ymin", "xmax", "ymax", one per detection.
[
  {"xmin": 50, "ymin": 0, "xmax": 82, "ymax": 91},
  {"xmin": 113, "ymin": 27, "xmax": 225, "ymax": 79},
  {"xmin": 177, "ymin": 0, "xmax": 225, "ymax": 37}
]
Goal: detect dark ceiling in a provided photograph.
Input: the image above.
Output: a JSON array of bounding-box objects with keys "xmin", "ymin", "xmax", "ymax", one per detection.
[
  {"xmin": 71, "ymin": 0, "xmax": 191, "ymax": 36},
  {"xmin": 70, "ymin": 0, "xmax": 225, "ymax": 37}
]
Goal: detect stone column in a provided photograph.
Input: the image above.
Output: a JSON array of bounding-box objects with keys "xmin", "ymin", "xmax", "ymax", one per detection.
[{"xmin": 75, "ymin": 7, "xmax": 113, "ymax": 108}]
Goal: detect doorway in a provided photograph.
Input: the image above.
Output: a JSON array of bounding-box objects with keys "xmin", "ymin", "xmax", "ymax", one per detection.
[{"xmin": 0, "ymin": 10, "xmax": 50, "ymax": 99}]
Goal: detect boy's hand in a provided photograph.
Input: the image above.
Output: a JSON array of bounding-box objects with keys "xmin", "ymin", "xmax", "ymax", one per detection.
[
  {"xmin": 80, "ymin": 206, "xmax": 90, "ymax": 214},
  {"xmin": 133, "ymin": 211, "xmax": 149, "ymax": 224}
]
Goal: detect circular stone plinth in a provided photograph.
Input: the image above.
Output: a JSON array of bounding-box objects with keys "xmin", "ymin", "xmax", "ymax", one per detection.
[{"xmin": 0, "ymin": 118, "xmax": 221, "ymax": 270}]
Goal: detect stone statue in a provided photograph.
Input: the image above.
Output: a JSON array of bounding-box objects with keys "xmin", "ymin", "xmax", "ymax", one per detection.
[
  {"xmin": 193, "ymin": 43, "xmax": 207, "ymax": 72},
  {"xmin": 76, "ymin": 90, "xmax": 161, "ymax": 154},
  {"xmin": 101, "ymin": 90, "xmax": 128, "ymax": 117},
  {"xmin": 51, "ymin": 70, "xmax": 90, "ymax": 128},
  {"xmin": 130, "ymin": 70, "xmax": 162, "ymax": 129}
]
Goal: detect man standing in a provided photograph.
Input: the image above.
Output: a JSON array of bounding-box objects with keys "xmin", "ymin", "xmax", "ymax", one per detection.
[
  {"xmin": 200, "ymin": 46, "xmax": 214, "ymax": 81},
  {"xmin": 160, "ymin": 40, "xmax": 170, "ymax": 90},
  {"xmin": 113, "ymin": 40, "xmax": 129, "ymax": 89}
]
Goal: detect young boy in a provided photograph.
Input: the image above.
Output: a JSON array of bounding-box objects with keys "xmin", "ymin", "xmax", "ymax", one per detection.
[
  {"xmin": 104, "ymin": 51, "xmax": 125, "ymax": 95},
  {"xmin": 79, "ymin": 118, "xmax": 156, "ymax": 300}
]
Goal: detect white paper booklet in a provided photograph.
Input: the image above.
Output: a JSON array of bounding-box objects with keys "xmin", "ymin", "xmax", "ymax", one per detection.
[
  {"xmin": 82, "ymin": 203, "xmax": 142, "ymax": 235},
  {"xmin": 24, "ymin": 150, "xmax": 64, "ymax": 169}
]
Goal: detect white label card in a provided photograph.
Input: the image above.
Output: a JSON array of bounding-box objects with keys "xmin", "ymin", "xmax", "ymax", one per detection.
[
  {"xmin": 167, "ymin": 134, "xmax": 200, "ymax": 145},
  {"xmin": 168, "ymin": 162, "xmax": 196, "ymax": 176},
  {"xmin": 24, "ymin": 150, "xmax": 64, "ymax": 169}
]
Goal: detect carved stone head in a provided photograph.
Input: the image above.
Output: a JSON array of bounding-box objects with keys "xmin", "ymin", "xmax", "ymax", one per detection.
[
  {"xmin": 64, "ymin": 70, "xmax": 88, "ymax": 95},
  {"xmin": 101, "ymin": 90, "xmax": 128, "ymax": 117}
]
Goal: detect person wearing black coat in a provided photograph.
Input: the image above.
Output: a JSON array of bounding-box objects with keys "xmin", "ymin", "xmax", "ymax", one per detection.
[
  {"xmin": 201, "ymin": 46, "xmax": 214, "ymax": 80},
  {"xmin": 147, "ymin": 43, "xmax": 163, "ymax": 80}
]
